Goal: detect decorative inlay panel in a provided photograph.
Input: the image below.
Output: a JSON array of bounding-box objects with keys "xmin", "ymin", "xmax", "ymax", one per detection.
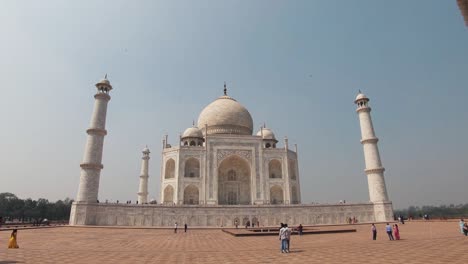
[{"xmin": 216, "ymin": 149, "xmax": 252, "ymax": 165}]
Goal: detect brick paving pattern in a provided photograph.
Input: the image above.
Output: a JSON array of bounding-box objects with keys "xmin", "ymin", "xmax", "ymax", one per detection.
[{"xmin": 1, "ymin": 221, "xmax": 467, "ymax": 263}]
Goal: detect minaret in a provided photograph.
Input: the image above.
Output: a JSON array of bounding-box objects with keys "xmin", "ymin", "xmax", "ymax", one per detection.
[
  {"xmin": 355, "ymin": 92, "xmax": 389, "ymax": 203},
  {"xmin": 137, "ymin": 146, "xmax": 150, "ymax": 204},
  {"xmin": 76, "ymin": 75, "xmax": 112, "ymax": 203}
]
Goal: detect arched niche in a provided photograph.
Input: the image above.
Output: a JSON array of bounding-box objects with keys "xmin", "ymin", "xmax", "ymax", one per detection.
[
  {"xmin": 218, "ymin": 155, "xmax": 251, "ymax": 205},
  {"xmin": 269, "ymin": 159, "xmax": 282, "ymax": 179},
  {"xmin": 270, "ymin": 185, "xmax": 284, "ymax": 204},
  {"xmin": 184, "ymin": 158, "xmax": 200, "ymax": 178},
  {"xmin": 164, "ymin": 159, "xmax": 176, "ymax": 179},
  {"xmin": 291, "ymin": 186, "xmax": 299, "ymax": 204},
  {"xmin": 163, "ymin": 185, "xmax": 174, "ymax": 204},
  {"xmin": 183, "ymin": 185, "xmax": 199, "ymax": 205},
  {"xmin": 288, "ymin": 159, "xmax": 296, "ymax": 180}
]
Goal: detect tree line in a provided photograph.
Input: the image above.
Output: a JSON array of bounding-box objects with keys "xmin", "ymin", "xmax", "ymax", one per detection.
[
  {"xmin": 0, "ymin": 192, "xmax": 73, "ymax": 224},
  {"xmin": 394, "ymin": 204, "xmax": 468, "ymax": 219}
]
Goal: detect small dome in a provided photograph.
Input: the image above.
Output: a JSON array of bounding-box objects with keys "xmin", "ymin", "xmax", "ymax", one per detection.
[
  {"xmin": 256, "ymin": 127, "xmax": 276, "ymax": 140},
  {"xmin": 98, "ymin": 79, "xmax": 110, "ymax": 85},
  {"xmin": 95, "ymin": 75, "xmax": 113, "ymax": 91},
  {"xmin": 142, "ymin": 146, "xmax": 150, "ymax": 154},
  {"xmin": 182, "ymin": 126, "xmax": 203, "ymax": 138},
  {"xmin": 354, "ymin": 92, "xmax": 369, "ymax": 103},
  {"xmin": 197, "ymin": 95, "xmax": 253, "ymax": 135}
]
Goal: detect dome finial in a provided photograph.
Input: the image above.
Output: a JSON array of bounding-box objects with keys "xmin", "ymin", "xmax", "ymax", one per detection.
[
  {"xmin": 192, "ymin": 120, "xmax": 195, "ymax": 127},
  {"xmin": 263, "ymin": 122, "xmax": 266, "ymax": 128},
  {"xmin": 104, "ymin": 73, "xmax": 108, "ymax": 80},
  {"xmin": 358, "ymin": 89, "xmax": 362, "ymax": 94},
  {"xmin": 224, "ymin": 82, "xmax": 227, "ymax": 95}
]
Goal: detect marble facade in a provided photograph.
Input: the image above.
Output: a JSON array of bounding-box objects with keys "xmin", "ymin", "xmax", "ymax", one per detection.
[{"xmin": 69, "ymin": 78, "xmax": 394, "ymax": 227}]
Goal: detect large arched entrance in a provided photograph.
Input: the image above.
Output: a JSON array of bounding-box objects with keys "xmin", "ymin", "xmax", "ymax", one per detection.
[{"xmin": 218, "ymin": 155, "xmax": 251, "ymax": 205}]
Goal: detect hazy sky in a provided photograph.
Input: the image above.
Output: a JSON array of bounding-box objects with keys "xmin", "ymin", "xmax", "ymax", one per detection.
[{"xmin": 1, "ymin": 1, "xmax": 467, "ymax": 209}]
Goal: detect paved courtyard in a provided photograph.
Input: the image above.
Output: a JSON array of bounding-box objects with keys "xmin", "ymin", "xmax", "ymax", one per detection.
[{"xmin": 1, "ymin": 221, "xmax": 467, "ymax": 263}]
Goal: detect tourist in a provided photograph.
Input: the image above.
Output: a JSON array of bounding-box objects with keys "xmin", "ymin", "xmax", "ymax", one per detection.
[
  {"xmin": 298, "ymin": 224, "xmax": 303, "ymax": 236},
  {"xmin": 174, "ymin": 222, "xmax": 178, "ymax": 233},
  {"xmin": 463, "ymin": 223, "xmax": 468, "ymax": 236},
  {"xmin": 279, "ymin": 224, "xmax": 288, "ymax": 253},
  {"xmin": 184, "ymin": 223, "xmax": 187, "ymax": 233},
  {"xmin": 459, "ymin": 219, "xmax": 465, "ymax": 234},
  {"xmin": 385, "ymin": 223, "xmax": 394, "ymax": 240},
  {"xmin": 371, "ymin": 223, "xmax": 377, "ymax": 240},
  {"xmin": 235, "ymin": 220, "xmax": 238, "ymax": 229},
  {"xmin": 8, "ymin": 229, "xmax": 19, "ymax": 249},
  {"xmin": 285, "ymin": 224, "xmax": 291, "ymax": 253},
  {"xmin": 393, "ymin": 224, "xmax": 400, "ymax": 240}
]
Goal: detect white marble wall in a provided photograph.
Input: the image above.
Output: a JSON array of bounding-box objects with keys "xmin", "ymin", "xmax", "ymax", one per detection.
[
  {"xmin": 69, "ymin": 202, "xmax": 394, "ymax": 226},
  {"xmin": 160, "ymin": 135, "xmax": 301, "ymax": 205}
]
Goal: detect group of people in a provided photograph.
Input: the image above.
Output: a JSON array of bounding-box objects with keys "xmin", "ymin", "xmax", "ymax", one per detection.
[
  {"xmin": 460, "ymin": 219, "xmax": 468, "ymax": 236},
  {"xmin": 371, "ymin": 223, "xmax": 400, "ymax": 240},
  {"xmin": 279, "ymin": 223, "xmax": 292, "ymax": 253}
]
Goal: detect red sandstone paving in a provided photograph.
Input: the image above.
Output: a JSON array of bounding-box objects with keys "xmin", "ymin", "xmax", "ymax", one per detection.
[{"xmin": 1, "ymin": 221, "xmax": 467, "ymax": 264}]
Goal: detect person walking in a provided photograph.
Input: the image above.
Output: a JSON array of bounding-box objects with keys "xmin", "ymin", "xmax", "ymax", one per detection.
[
  {"xmin": 174, "ymin": 222, "xmax": 178, "ymax": 233},
  {"xmin": 184, "ymin": 223, "xmax": 188, "ymax": 233},
  {"xmin": 386, "ymin": 223, "xmax": 394, "ymax": 240},
  {"xmin": 393, "ymin": 224, "xmax": 400, "ymax": 240},
  {"xmin": 279, "ymin": 224, "xmax": 287, "ymax": 253},
  {"xmin": 371, "ymin": 223, "xmax": 377, "ymax": 240},
  {"xmin": 8, "ymin": 229, "xmax": 19, "ymax": 249},
  {"xmin": 463, "ymin": 223, "xmax": 468, "ymax": 236},
  {"xmin": 459, "ymin": 219, "xmax": 465, "ymax": 234}
]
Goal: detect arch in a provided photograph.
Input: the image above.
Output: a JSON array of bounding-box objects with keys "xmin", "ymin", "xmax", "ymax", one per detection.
[
  {"xmin": 218, "ymin": 155, "xmax": 251, "ymax": 205},
  {"xmin": 184, "ymin": 158, "xmax": 200, "ymax": 178},
  {"xmin": 270, "ymin": 185, "xmax": 284, "ymax": 204},
  {"xmin": 252, "ymin": 217, "xmax": 258, "ymax": 227},
  {"xmin": 265, "ymin": 143, "xmax": 271, "ymax": 148},
  {"xmin": 183, "ymin": 185, "xmax": 199, "ymax": 205},
  {"xmin": 242, "ymin": 217, "xmax": 250, "ymax": 226},
  {"xmin": 164, "ymin": 159, "xmax": 176, "ymax": 179},
  {"xmin": 288, "ymin": 159, "xmax": 296, "ymax": 180},
  {"xmin": 233, "ymin": 217, "xmax": 240, "ymax": 226},
  {"xmin": 291, "ymin": 186, "xmax": 299, "ymax": 204},
  {"xmin": 269, "ymin": 159, "xmax": 282, "ymax": 179},
  {"xmin": 189, "ymin": 140, "xmax": 196, "ymax": 146},
  {"xmin": 163, "ymin": 185, "xmax": 174, "ymax": 204}
]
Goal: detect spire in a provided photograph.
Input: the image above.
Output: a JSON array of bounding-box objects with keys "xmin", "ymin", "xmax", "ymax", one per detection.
[
  {"xmin": 224, "ymin": 82, "xmax": 227, "ymax": 95},
  {"xmin": 263, "ymin": 122, "xmax": 266, "ymax": 128},
  {"xmin": 358, "ymin": 89, "xmax": 362, "ymax": 94},
  {"xmin": 192, "ymin": 120, "xmax": 195, "ymax": 127},
  {"xmin": 104, "ymin": 73, "xmax": 108, "ymax": 79}
]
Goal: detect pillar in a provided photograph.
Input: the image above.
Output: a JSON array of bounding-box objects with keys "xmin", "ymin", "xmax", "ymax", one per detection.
[
  {"xmin": 355, "ymin": 92, "xmax": 389, "ymax": 203},
  {"xmin": 137, "ymin": 146, "xmax": 150, "ymax": 204},
  {"xmin": 76, "ymin": 76, "xmax": 112, "ymax": 203}
]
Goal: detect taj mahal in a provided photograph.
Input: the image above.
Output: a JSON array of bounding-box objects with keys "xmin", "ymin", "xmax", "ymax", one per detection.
[{"xmin": 69, "ymin": 77, "xmax": 394, "ymax": 227}]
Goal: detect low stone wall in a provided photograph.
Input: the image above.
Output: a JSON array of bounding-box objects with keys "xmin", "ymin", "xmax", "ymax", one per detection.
[{"xmin": 69, "ymin": 202, "xmax": 393, "ymax": 227}]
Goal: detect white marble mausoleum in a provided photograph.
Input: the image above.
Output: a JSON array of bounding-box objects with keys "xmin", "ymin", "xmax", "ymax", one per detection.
[
  {"xmin": 160, "ymin": 84, "xmax": 300, "ymax": 207},
  {"xmin": 69, "ymin": 77, "xmax": 394, "ymax": 227}
]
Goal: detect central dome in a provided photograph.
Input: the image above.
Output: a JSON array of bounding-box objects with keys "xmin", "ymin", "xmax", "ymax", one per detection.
[{"xmin": 197, "ymin": 95, "xmax": 253, "ymax": 135}]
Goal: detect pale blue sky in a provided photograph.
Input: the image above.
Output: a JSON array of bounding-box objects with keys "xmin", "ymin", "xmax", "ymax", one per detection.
[{"xmin": 1, "ymin": 1, "xmax": 467, "ymax": 209}]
